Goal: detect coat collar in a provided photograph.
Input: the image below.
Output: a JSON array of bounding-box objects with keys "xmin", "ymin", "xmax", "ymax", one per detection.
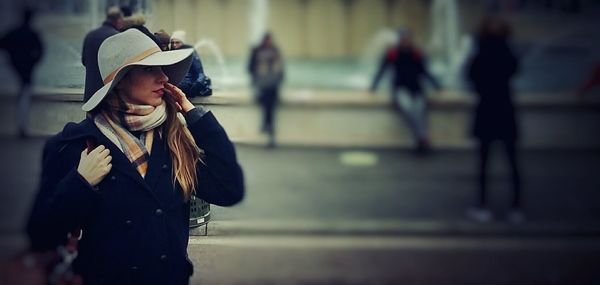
[{"xmin": 58, "ymin": 118, "xmax": 169, "ymax": 206}]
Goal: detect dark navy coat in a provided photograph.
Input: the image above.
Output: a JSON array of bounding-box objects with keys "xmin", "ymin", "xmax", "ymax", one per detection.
[
  {"xmin": 467, "ymin": 37, "xmax": 519, "ymax": 141},
  {"xmin": 27, "ymin": 110, "xmax": 244, "ymax": 285}
]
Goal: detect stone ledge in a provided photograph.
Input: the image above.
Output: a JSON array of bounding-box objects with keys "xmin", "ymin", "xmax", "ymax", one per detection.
[
  {"xmin": 2, "ymin": 88, "xmax": 598, "ymax": 149},
  {"xmin": 22, "ymin": 87, "xmax": 600, "ymax": 110}
]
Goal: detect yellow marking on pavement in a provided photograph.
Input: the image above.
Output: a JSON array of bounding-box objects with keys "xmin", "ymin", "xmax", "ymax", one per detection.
[{"xmin": 339, "ymin": 151, "xmax": 378, "ymax": 167}]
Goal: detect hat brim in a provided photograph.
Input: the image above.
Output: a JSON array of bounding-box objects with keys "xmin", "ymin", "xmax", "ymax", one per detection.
[{"xmin": 82, "ymin": 48, "xmax": 194, "ymax": 112}]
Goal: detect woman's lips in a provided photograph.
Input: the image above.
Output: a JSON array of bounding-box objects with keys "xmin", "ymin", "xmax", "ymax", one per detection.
[{"xmin": 153, "ymin": 89, "xmax": 164, "ymax": 96}]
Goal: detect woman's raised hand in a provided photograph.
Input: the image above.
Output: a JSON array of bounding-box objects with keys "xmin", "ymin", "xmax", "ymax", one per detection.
[
  {"xmin": 77, "ymin": 145, "xmax": 112, "ymax": 187},
  {"xmin": 164, "ymin": 83, "xmax": 195, "ymax": 113}
]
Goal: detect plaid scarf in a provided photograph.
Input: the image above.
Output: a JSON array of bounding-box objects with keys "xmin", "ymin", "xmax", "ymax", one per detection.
[{"xmin": 93, "ymin": 98, "xmax": 167, "ymax": 178}]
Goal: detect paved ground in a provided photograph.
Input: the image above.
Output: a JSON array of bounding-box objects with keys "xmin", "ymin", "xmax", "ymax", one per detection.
[{"xmin": 0, "ymin": 136, "xmax": 599, "ymax": 284}]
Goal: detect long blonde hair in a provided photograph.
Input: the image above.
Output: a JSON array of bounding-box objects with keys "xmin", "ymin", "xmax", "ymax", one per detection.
[{"xmin": 162, "ymin": 94, "xmax": 203, "ymax": 201}]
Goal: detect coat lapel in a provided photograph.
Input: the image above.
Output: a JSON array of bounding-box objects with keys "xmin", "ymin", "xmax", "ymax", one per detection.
[
  {"xmin": 90, "ymin": 124, "xmax": 164, "ymax": 206},
  {"xmin": 144, "ymin": 132, "xmax": 168, "ymax": 194}
]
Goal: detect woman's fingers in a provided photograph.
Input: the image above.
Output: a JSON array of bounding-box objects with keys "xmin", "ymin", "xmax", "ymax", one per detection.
[
  {"xmin": 89, "ymin": 145, "xmax": 105, "ymax": 155},
  {"xmin": 99, "ymin": 148, "xmax": 110, "ymax": 158},
  {"xmin": 165, "ymin": 83, "xmax": 185, "ymax": 99},
  {"xmin": 103, "ymin": 155, "xmax": 113, "ymax": 165}
]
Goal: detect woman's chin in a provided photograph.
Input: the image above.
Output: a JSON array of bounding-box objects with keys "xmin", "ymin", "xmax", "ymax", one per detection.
[{"xmin": 150, "ymin": 98, "xmax": 163, "ymax": 107}]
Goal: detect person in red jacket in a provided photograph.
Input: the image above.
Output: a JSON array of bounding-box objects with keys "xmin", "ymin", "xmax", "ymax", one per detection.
[{"xmin": 370, "ymin": 30, "xmax": 442, "ymax": 154}]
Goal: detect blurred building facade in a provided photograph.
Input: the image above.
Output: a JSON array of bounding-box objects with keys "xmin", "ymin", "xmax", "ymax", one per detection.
[
  {"xmin": 0, "ymin": 0, "xmax": 492, "ymax": 58},
  {"xmin": 3, "ymin": 0, "xmax": 596, "ymax": 59},
  {"xmin": 149, "ymin": 0, "xmax": 469, "ymax": 58}
]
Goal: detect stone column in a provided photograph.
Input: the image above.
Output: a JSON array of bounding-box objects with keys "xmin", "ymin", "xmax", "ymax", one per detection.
[{"xmin": 249, "ymin": 0, "xmax": 268, "ymax": 46}]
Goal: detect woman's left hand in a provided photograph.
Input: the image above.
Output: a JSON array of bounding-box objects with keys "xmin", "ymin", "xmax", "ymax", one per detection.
[{"xmin": 164, "ymin": 83, "xmax": 195, "ymax": 113}]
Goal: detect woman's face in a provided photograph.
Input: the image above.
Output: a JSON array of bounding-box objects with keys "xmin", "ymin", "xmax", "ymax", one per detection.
[{"xmin": 118, "ymin": 66, "xmax": 169, "ymax": 106}]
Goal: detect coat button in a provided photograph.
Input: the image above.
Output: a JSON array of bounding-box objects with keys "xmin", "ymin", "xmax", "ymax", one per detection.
[
  {"xmin": 110, "ymin": 175, "xmax": 116, "ymax": 181},
  {"xmin": 155, "ymin": 208, "xmax": 163, "ymax": 216},
  {"xmin": 130, "ymin": 266, "xmax": 139, "ymax": 271},
  {"xmin": 160, "ymin": 254, "xmax": 168, "ymax": 262},
  {"xmin": 125, "ymin": 220, "xmax": 133, "ymax": 227},
  {"xmin": 162, "ymin": 164, "xmax": 168, "ymax": 171}
]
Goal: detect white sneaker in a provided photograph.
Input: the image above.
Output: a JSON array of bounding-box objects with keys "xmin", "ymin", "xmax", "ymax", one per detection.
[
  {"xmin": 507, "ymin": 209, "xmax": 526, "ymax": 224},
  {"xmin": 466, "ymin": 207, "xmax": 493, "ymax": 223}
]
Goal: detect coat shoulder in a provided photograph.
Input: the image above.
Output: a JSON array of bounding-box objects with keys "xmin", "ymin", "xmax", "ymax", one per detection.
[{"xmin": 44, "ymin": 119, "xmax": 96, "ymax": 157}]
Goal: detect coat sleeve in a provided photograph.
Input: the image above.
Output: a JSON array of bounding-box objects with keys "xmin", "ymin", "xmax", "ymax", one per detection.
[
  {"xmin": 370, "ymin": 49, "xmax": 391, "ymax": 92},
  {"xmin": 184, "ymin": 110, "xmax": 245, "ymax": 206},
  {"xmin": 26, "ymin": 138, "xmax": 101, "ymax": 251},
  {"xmin": 247, "ymin": 47, "xmax": 257, "ymax": 83}
]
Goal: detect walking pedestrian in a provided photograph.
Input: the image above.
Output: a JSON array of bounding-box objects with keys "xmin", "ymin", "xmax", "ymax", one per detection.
[
  {"xmin": 0, "ymin": 8, "xmax": 44, "ymax": 138},
  {"xmin": 247, "ymin": 33, "xmax": 285, "ymax": 148}
]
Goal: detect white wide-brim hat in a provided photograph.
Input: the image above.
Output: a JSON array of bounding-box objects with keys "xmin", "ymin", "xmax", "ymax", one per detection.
[{"xmin": 82, "ymin": 29, "xmax": 194, "ymax": 112}]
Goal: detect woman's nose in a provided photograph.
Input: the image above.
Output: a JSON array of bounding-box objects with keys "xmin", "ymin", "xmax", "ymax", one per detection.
[{"xmin": 156, "ymin": 68, "xmax": 169, "ymax": 84}]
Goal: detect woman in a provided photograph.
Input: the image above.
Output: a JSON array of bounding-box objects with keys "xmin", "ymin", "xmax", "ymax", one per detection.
[
  {"xmin": 26, "ymin": 29, "xmax": 244, "ymax": 284},
  {"xmin": 466, "ymin": 16, "xmax": 522, "ymax": 223}
]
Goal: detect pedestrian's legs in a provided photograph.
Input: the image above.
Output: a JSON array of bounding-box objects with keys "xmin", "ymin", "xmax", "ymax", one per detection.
[
  {"xmin": 466, "ymin": 138, "xmax": 494, "ymax": 222},
  {"xmin": 261, "ymin": 88, "xmax": 277, "ymax": 147},
  {"xmin": 257, "ymin": 89, "xmax": 268, "ymax": 133},
  {"xmin": 478, "ymin": 139, "xmax": 492, "ymax": 207},
  {"xmin": 265, "ymin": 98, "xmax": 275, "ymax": 136},
  {"xmin": 503, "ymin": 139, "xmax": 522, "ymax": 209},
  {"xmin": 396, "ymin": 91, "xmax": 430, "ymax": 154},
  {"xmin": 394, "ymin": 90, "xmax": 421, "ymax": 143},
  {"xmin": 260, "ymin": 103, "xmax": 269, "ymax": 134},
  {"xmin": 412, "ymin": 95, "xmax": 428, "ymax": 140},
  {"xmin": 17, "ymin": 84, "xmax": 32, "ymax": 137}
]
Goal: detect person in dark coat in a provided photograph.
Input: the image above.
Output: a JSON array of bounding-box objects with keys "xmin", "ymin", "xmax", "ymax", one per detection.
[
  {"xmin": 81, "ymin": 6, "xmax": 124, "ymax": 103},
  {"xmin": 120, "ymin": 6, "xmax": 161, "ymax": 46},
  {"xmin": 466, "ymin": 16, "xmax": 522, "ymax": 223},
  {"xmin": 27, "ymin": 29, "xmax": 244, "ymax": 285},
  {"xmin": 170, "ymin": 30, "xmax": 212, "ymax": 98},
  {"xmin": 0, "ymin": 8, "xmax": 44, "ymax": 138},
  {"xmin": 247, "ymin": 33, "xmax": 284, "ymax": 148},
  {"xmin": 370, "ymin": 29, "xmax": 441, "ymax": 154}
]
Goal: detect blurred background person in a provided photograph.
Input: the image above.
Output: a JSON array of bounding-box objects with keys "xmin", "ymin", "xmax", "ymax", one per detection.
[
  {"xmin": 81, "ymin": 6, "xmax": 123, "ymax": 103},
  {"xmin": 154, "ymin": 29, "xmax": 171, "ymax": 51},
  {"xmin": 370, "ymin": 29, "xmax": 442, "ymax": 154},
  {"xmin": 0, "ymin": 7, "xmax": 44, "ymax": 138},
  {"xmin": 248, "ymin": 32, "xmax": 285, "ymax": 148},
  {"xmin": 120, "ymin": 5, "xmax": 160, "ymax": 46},
  {"xmin": 170, "ymin": 30, "xmax": 212, "ymax": 98},
  {"xmin": 466, "ymin": 16, "xmax": 523, "ymax": 224}
]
